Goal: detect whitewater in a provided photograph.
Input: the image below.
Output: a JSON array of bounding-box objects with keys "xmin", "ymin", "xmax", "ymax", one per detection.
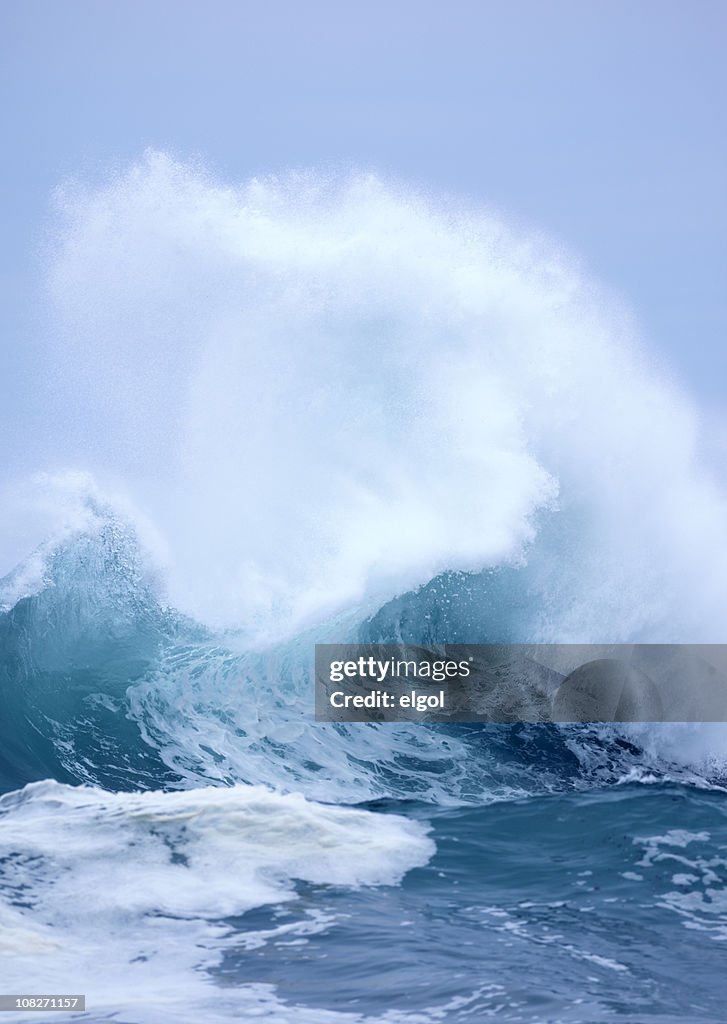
[{"xmin": 1, "ymin": 152, "xmax": 727, "ymax": 1022}]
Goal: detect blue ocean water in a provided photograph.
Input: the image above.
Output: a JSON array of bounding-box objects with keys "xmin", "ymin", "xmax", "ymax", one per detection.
[
  {"xmin": 2, "ymin": 158, "xmax": 727, "ymax": 1021},
  {"xmin": 1, "ymin": 509, "xmax": 726, "ymax": 1023}
]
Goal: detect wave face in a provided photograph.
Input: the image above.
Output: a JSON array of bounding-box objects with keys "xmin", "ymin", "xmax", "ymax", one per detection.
[
  {"xmin": 0, "ymin": 505, "xmax": 593, "ymax": 803},
  {"xmin": 1, "ymin": 156, "xmax": 727, "ymax": 1021},
  {"xmin": 3, "ymin": 502, "xmax": 725, "ymax": 806}
]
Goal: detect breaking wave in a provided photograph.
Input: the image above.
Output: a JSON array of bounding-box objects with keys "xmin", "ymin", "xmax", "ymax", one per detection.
[{"xmin": 2, "ymin": 154, "xmax": 727, "ymax": 1022}]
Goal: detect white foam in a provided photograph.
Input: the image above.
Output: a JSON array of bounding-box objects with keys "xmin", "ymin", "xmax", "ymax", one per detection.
[
  {"xmin": 0, "ymin": 781, "xmax": 434, "ymax": 1022},
  {"xmin": 34, "ymin": 152, "xmax": 727, "ymax": 645}
]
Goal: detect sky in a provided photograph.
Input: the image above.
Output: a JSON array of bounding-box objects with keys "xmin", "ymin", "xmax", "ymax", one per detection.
[{"xmin": 1, "ymin": 0, "xmax": 725, "ymax": 428}]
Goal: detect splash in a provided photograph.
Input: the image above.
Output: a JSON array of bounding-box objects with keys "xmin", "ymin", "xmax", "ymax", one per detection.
[{"xmin": 30, "ymin": 151, "xmax": 725, "ymax": 645}]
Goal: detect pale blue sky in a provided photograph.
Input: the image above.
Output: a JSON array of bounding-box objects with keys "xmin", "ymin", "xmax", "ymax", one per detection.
[{"xmin": 1, "ymin": 0, "xmax": 725, "ymax": 446}]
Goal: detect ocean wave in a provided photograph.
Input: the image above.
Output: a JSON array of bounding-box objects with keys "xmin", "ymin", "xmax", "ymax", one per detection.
[
  {"xmin": 1, "ymin": 158, "xmax": 727, "ymax": 1021},
  {"xmin": 2, "ymin": 509, "xmax": 726, "ymax": 804}
]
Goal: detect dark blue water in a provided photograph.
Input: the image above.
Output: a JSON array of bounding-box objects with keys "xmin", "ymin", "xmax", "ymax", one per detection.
[{"xmin": 217, "ymin": 785, "xmax": 727, "ymax": 1022}]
